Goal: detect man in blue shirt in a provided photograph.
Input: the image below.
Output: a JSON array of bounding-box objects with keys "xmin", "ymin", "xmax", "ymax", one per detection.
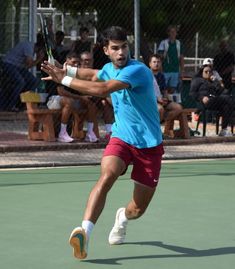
[
  {"xmin": 1, "ymin": 41, "xmax": 42, "ymax": 111},
  {"xmin": 41, "ymin": 26, "xmax": 164, "ymax": 259}
]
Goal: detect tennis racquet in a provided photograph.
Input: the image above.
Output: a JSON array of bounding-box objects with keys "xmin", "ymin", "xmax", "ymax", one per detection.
[{"xmin": 39, "ymin": 14, "xmax": 55, "ymax": 65}]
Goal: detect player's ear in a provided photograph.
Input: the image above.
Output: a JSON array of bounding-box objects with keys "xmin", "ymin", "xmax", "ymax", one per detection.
[{"xmin": 103, "ymin": 46, "xmax": 109, "ymax": 56}]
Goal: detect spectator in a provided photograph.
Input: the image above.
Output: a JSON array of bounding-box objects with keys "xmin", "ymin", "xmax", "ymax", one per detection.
[
  {"xmin": 149, "ymin": 54, "xmax": 183, "ymax": 138},
  {"xmin": 213, "ymin": 40, "xmax": 235, "ymax": 93},
  {"xmin": 70, "ymin": 27, "xmax": 92, "ymax": 55},
  {"xmin": 190, "ymin": 65, "xmax": 233, "ymax": 136},
  {"xmin": 46, "ymin": 51, "xmax": 98, "ymax": 143},
  {"xmin": 35, "ymin": 32, "xmax": 47, "ymax": 71},
  {"xmin": 93, "ymin": 35, "xmax": 110, "ymax": 69},
  {"xmin": 202, "ymin": 58, "xmax": 224, "ymax": 87},
  {"xmin": 158, "ymin": 25, "xmax": 184, "ymax": 102},
  {"xmin": 53, "ymin": 30, "xmax": 69, "ymax": 64},
  {"xmin": 1, "ymin": 40, "xmax": 43, "ymax": 111},
  {"xmin": 79, "ymin": 51, "xmax": 114, "ymax": 141}
]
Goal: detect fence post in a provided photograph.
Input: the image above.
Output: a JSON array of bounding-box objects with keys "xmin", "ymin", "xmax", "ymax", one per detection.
[
  {"xmin": 195, "ymin": 32, "xmax": 199, "ymax": 72},
  {"xmin": 134, "ymin": 0, "xmax": 140, "ymax": 60}
]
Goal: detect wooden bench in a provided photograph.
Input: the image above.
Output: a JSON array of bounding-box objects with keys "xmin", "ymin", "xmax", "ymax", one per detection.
[
  {"xmin": 174, "ymin": 108, "xmax": 197, "ymax": 139},
  {"xmin": 20, "ymin": 91, "xmax": 61, "ymax": 142}
]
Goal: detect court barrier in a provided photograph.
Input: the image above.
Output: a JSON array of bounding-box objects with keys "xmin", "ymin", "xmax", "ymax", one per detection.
[{"xmin": 0, "ymin": 1, "xmax": 235, "ymax": 164}]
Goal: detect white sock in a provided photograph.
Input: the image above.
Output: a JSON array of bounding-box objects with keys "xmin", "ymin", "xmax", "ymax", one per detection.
[
  {"xmin": 119, "ymin": 208, "xmax": 128, "ymax": 226},
  {"xmin": 82, "ymin": 220, "xmax": 95, "ymax": 240},
  {"xmin": 105, "ymin": 124, "xmax": 112, "ymax": 133},
  {"xmin": 60, "ymin": 123, "xmax": 67, "ymax": 133},
  {"xmin": 87, "ymin": 122, "xmax": 94, "ymax": 133}
]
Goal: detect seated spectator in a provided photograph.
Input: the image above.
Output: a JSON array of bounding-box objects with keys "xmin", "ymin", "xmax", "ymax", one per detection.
[
  {"xmin": 79, "ymin": 51, "xmax": 114, "ymax": 141},
  {"xmin": 1, "ymin": 40, "xmax": 43, "ymax": 111},
  {"xmin": 202, "ymin": 58, "xmax": 224, "ymax": 88},
  {"xmin": 190, "ymin": 65, "xmax": 234, "ymax": 136},
  {"xmin": 46, "ymin": 51, "xmax": 98, "ymax": 143},
  {"xmin": 149, "ymin": 54, "xmax": 183, "ymax": 138},
  {"xmin": 70, "ymin": 27, "xmax": 92, "ymax": 55}
]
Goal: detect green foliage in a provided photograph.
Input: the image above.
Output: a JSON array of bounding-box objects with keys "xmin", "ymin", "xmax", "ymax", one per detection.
[{"xmin": 49, "ymin": 0, "xmax": 235, "ymax": 41}]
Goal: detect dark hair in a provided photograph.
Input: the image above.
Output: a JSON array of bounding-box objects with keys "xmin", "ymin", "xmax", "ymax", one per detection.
[
  {"xmin": 102, "ymin": 26, "xmax": 127, "ymax": 47},
  {"xmin": 195, "ymin": 65, "xmax": 212, "ymax": 78},
  {"xmin": 149, "ymin": 53, "xmax": 162, "ymax": 63},
  {"xmin": 167, "ymin": 24, "xmax": 178, "ymax": 33},
  {"xmin": 79, "ymin": 27, "xmax": 89, "ymax": 34},
  {"xmin": 56, "ymin": 30, "xmax": 65, "ymax": 38},
  {"xmin": 66, "ymin": 50, "xmax": 79, "ymax": 59}
]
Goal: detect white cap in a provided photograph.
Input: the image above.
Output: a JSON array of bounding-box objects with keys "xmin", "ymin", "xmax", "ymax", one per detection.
[{"xmin": 203, "ymin": 58, "xmax": 213, "ymax": 66}]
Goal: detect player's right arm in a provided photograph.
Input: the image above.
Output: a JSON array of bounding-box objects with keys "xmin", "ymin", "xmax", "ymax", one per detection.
[
  {"xmin": 41, "ymin": 61, "xmax": 129, "ymax": 97},
  {"xmin": 63, "ymin": 62, "xmax": 99, "ymax": 81}
]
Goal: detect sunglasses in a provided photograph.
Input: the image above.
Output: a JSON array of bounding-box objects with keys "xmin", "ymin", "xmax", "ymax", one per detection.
[{"xmin": 204, "ymin": 70, "xmax": 212, "ymax": 74}]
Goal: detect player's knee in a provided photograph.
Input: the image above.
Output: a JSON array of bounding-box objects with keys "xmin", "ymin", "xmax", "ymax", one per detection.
[{"xmin": 97, "ymin": 171, "xmax": 118, "ymax": 192}]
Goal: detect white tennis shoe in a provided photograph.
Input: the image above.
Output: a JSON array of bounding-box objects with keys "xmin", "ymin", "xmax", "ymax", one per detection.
[
  {"xmin": 84, "ymin": 131, "xmax": 99, "ymax": 143},
  {"xmin": 108, "ymin": 208, "xmax": 127, "ymax": 245},
  {"xmin": 58, "ymin": 131, "xmax": 74, "ymax": 143}
]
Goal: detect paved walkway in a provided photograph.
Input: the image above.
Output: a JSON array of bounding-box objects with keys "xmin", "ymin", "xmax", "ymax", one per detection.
[{"xmin": 0, "ymin": 111, "xmax": 235, "ymax": 168}]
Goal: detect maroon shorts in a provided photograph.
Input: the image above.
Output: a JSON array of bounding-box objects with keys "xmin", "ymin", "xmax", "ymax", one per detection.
[{"xmin": 103, "ymin": 137, "xmax": 164, "ymax": 188}]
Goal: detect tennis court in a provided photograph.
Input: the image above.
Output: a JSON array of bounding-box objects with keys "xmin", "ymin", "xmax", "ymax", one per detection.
[{"xmin": 0, "ymin": 159, "xmax": 234, "ymax": 269}]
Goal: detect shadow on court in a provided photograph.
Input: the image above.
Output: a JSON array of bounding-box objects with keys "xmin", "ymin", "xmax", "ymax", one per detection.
[{"xmin": 85, "ymin": 241, "xmax": 235, "ymax": 265}]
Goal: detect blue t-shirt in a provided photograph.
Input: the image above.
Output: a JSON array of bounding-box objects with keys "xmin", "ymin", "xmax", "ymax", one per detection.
[
  {"xmin": 97, "ymin": 59, "xmax": 162, "ymax": 148},
  {"xmin": 3, "ymin": 41, "xmax": 34, "ymax": 68}
]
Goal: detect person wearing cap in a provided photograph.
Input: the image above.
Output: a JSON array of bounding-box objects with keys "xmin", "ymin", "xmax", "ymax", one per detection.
[
  {"xmin": 202, "ymin": 58, "xmax": 224, "ymax": 88},
  {"xmin": 190, "ymin": 64, "xmax": 233, "ymax": 137}
]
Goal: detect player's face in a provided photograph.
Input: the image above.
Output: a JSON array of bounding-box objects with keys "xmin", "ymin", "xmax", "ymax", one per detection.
[
  {"xmin": 149, "ymin": 57, "xmax": 162, "ymax": 71},
  {"xmin": 103, "ymin": 40, "xmax": 129, "ymax": 68}
]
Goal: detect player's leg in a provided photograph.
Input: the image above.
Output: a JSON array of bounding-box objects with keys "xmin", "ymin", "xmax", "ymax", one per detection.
[
  {"xmin": 84, "ymin": 155, "xmax": 126, "ymax": 222},
  {"xmin": 108, "ymin": 182, "xmax": 156, "ymax": 245},
  {"xmin": 125, "ymin": 182, "xmax": 156, "ymax": 219},
  {"xmin": 109, "ymin": 144, "xmax": 163, "ymax": 245},
  {"xmin": 69, "ymin": 155, "xmax": 127, "ymax": 259}
]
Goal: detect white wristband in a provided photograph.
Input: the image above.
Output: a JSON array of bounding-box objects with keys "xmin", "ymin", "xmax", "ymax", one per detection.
[
  {"xmin": 61, "ymin": 76, "xmax": 73, "ymax": 87},
  {"xmin": 67, "ymin": 65, "xmax": 78, "ymax": 78}
]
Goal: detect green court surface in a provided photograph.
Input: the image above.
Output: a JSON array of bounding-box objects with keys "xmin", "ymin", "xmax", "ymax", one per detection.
[{"xmin": 0, "ymin": 160, "xmax": 234, "ymax": 269}]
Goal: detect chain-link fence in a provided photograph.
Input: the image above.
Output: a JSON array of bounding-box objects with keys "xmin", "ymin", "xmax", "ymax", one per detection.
[{"xmin": 0, "ymin": 0, "xmax": 235, "ymax": 165}]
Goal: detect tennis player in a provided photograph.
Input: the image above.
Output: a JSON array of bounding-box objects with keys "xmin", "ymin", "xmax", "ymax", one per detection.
[{"xmin": 41, "ymin": 26, "xmax": 164, "ymax": 259}]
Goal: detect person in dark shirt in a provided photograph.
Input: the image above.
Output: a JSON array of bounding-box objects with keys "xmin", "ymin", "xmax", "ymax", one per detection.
[
  {"xmin": 70, "ymin": 27, "xmax": 91, "ymax": 55},
  {"xmin": 93, "ymin": 35, "xmax": 110, "ymax": 69},
  {"xmin": 190, "ymin": 64, "xmax": 233, "ymax": 136},
  {"xmin": 213, "ymin": 40, "xmax": 235, "ymax": 93},
  {"xmin": 149, "ymin": 54, "xmax": 182, "ymax": 138},
  {"xmin": 53, "ymin": 31, "xmax": 69, "ymax": 64}
]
